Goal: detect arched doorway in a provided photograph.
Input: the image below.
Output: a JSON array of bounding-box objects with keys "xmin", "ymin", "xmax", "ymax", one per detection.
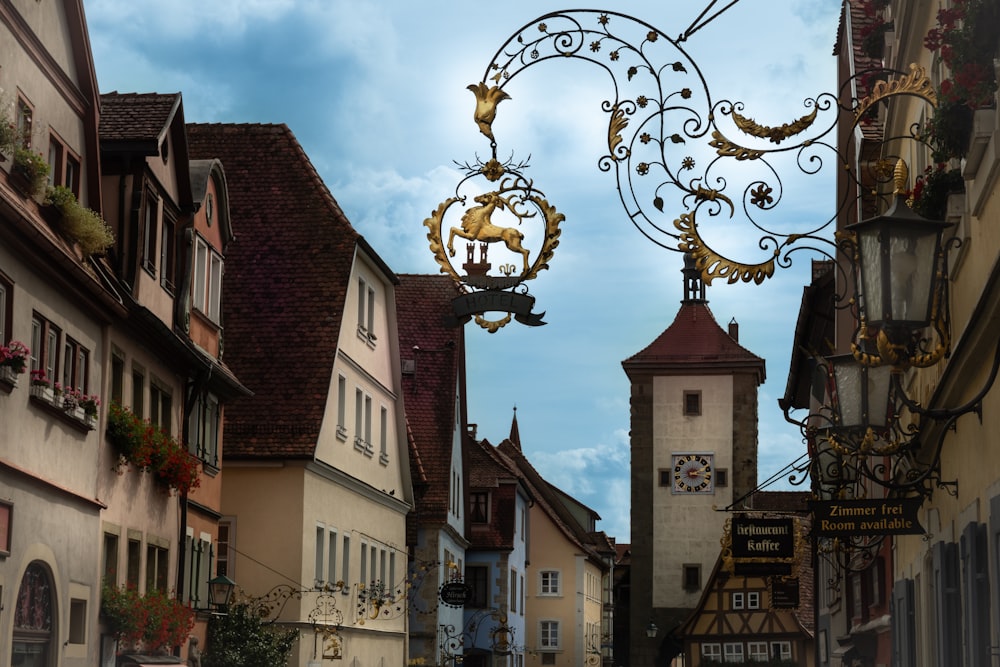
[{"xmin": 11, "ymin": 561, "xmax": 56, "ymax": 667}]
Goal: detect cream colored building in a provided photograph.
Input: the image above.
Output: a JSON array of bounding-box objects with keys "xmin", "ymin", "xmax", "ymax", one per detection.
[{"xmin": 187, "ymin": 123, "xmax": 413, "ymax": 667}]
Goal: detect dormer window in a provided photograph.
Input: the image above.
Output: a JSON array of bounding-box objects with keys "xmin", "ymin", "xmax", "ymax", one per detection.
[
  {"xmin": 192, "ymin": 237, "xmax": 223, "ymax": 323},
  {"xmin": 356, "ymin": 277, "xmax": 376, "ymax": 345}
]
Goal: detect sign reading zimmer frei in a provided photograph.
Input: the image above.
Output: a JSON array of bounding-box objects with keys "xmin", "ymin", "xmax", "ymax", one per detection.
[{"xmin": 810, "ymin": 497, "xmax": 924, "ymax": 537}]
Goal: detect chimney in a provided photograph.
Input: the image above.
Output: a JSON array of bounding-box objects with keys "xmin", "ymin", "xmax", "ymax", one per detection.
[
  {"xmin": 728, "ymin": 318, "xmax": 739, "ymax": 341},
  {"xmin": 467, "ymin": 423, "xmax": 478, "ymax": 439}
]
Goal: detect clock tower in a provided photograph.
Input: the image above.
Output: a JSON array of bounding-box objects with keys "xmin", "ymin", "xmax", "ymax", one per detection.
[{"xmin": 622, "ymin": 256, "xmax": 765, "ymax": 666}]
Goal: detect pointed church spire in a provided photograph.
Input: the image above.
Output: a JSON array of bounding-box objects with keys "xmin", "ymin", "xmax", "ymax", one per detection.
[
  {"xmin": 682, "ymin": 253, "xmax": 707, "ymax": 304},
  {"xmin": 509, "ymin": 406, "xmax": 521, "ymax": 450}
]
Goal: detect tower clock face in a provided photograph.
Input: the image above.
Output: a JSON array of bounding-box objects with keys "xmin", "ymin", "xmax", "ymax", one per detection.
[{"xmin": 672, "ymin": 453, "xmax": 714, "ymax": 493}]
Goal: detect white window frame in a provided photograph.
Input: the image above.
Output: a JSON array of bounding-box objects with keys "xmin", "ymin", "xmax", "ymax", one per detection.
[
  {"xmin": 539, "ymin": 570, "xmax": 561, "ymax": 596},
  {"xmin": 732, "ymin": 592, "xmax": 745, "ymax": 610},
  {"xmin": 539, "ymin": 620, "xmax": 560, "ymax": 650},
  {"xmin": 748, "ymin": 641, "xmax": 768, "ymax": 661},
  {"xmin": 379, "ymin": 405, "xmax": 389, "ymax": 464},
  {"xmin": 701, "ymin": 643, "xmax": 722, "ymax": 661},
  {"xmin": 770, "ymin": 641, "xmax": 792, "ymax": 660},
  {"xmin": 315, "ymin": 524, "xmax": 326, "ymax": 587},
  {"xmin": 192, "ymin": 236, "xmax": 224, "ymax": 323},
  {"xmin": 336, "ymin": 375, "xmax": 347, "ymax": 440},
  {"xmin": 327, "ymin": 528, "xmax": 338, "ymax": 586},
  {"xmin": 724, "ymin": 642, "xmax": 744, "ymax": 663},
  {"xmin": 747, "ymin": 591, "xmax": 760, "ymax": 609}
]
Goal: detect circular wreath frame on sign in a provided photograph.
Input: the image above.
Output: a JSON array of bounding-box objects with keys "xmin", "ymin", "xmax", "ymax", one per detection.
[{"xmin": 423, "ymin": 175, "xmax": 564, "ymax": 332}]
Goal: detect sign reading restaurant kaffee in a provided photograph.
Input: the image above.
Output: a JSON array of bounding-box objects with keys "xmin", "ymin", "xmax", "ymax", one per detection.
[
  {"xmin": 731, "ymin": 517, "xmax": 796, "ymax": 559},
  {"xmin": 810, "ymin": 498, "xmax": 924, "ymax": 537}
]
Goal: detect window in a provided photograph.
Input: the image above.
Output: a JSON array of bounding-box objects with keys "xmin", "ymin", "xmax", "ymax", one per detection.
[
  {"xmin": 16, "ymin": 95, "xmax": 33, "ymax": 147},
  {"xmin": 379, "ymin": 406, "xmax": 388, "ymax": 463},
  {"xmin": 540, "ymin": 570, "xmax": 560, "ymax": 596},
  {"xmin": 470, "ymin": 492, "xmax": 489, "ymax": 523},
  {"xmin": 356, "ymin": 277, "xmax": 376, "ymax": 342},
  {"xmin": 748, "ymin": 642, "xmax": 768, "ymax": 660},
  {"xmin": 732, "ymin": 592, "xmax": 744, "ymax": 609},
  {"xmin": 510, "ymin": 569, "xmax": 517, "ymax": 612},
  {"xmin": 217, "ymin": 519, "xmax": 233, "ymax": 578},
  {"xmin": 146, "ymin": 543, "xmax": 169, "ymax": 592},
  {"xmin": 748, "ymin": 591, "xmax": 761, "ymax": 609},
  {"xmin": 539, "ymin": 620, "xmax": 560, "ymax": 649},
  {"xmin": 370, "ymin": 544, "xmax": 377, "ymax": 583},
  {"xmin": 360, "ymin": 541, "xmax": 368, "ymax": 585},
  {"xmin": 541, "ymin": 655, "xmax": 556, "ymax": 666},
  {"xmin": 30, "ymin": 314, "xmax": 60, "ymax": 383},
  {"xmin": 110, "ymin": 349, "xmax": 124, "ymax": 404},
  {"xmin": 365, "ymin": 396, "xmax": 372, "ymax": 449},
  {"xmin": 0, "ymin": 273, "xmax": 11, "ymax": 346},
  {"xmin": 379, "ymin": 548, "xmax": 387, "ymax": 584},
  {"xmin": 467, "ymin": 565, "xmax": 489, "ymax": 608},
  {"xmin": 143, "ymin": 191, "xmax": 158, "ymax": 273},
  {"xmin": 683, "ymin": 390, "xmax": 702, "ymax": 416},
  {"xmin": 192, "ymin": 237, "xmax": 224, "ymax": 323},
  {"xmin": 160, "ymin": 213, "xmax": 176, "ymax": 292},
  {"xmin": 724, "ymin": 642, "xmax": 744, "ymax": 662},
  {"xmin": 328, "ymin": 529, "xmax": 338, "ymax": 586},
  {"xmin": 61, "ymin": 337, "xmax": 89, "ymax": 392},
  {"xmin": 47, "ymin": 133, "xmax": 80, "ymax": 194},
  {"xmin": 341, "ymin": 535, "xmax": 351, "ymax": 587},
  {"xmin": 336, "ymin": 375, "xmax": 347, "ymax": 439},
  {"xmin": 132, "ymin": 366, "xmax": 145, "ymax": 416},
  {"xmin": 149, "ymin": 380, "xmax": 172, "ymax": 435},
  {"xmin": 683, "ymin": 564, "xmax": 701, "ymax": 591},
  {"xmin": 770, "ymin": 641, "xmax": 791, "ymax": 660},
  {"xmin": 702, "ymin": 644, "xmax": 722, "ymax": 661},
  {"xmin": 189, "ymin": 391, "xmax": 220, "ymax": 467},
  {"xmin": 102, "ymin": 532, "xmax": 119, "ymax": 584},
  {"xmin": 126, "ymin": 537, "xmax": 141, "ymax": 588},
  {"xmin": 315, "ymin": 525, "xmax": 325, "ymax": 585},
  {"xmin": 183, "ymin": 533, "xmax": 211, "ymax": 607},
  {"xmin": 716, "ymin": 468, "xmax": 729, "ymax": 487},
  {"xmin": 68, "ymin": 598, "xmax": 87, "ymax": 644},
  {"xmin": 389, "ymin": 551, "xmax": 396, "ymax": 590}
]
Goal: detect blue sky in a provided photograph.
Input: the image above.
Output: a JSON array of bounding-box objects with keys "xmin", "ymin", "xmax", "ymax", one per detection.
[{"xmin": 85, "ymin": 0, "xmax": 841, "ymax": 541}]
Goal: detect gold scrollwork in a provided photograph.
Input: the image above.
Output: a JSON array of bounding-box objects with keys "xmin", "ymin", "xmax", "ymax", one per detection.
[
  {"xmin": 608, "ymin": 103, "xmax": 630, "ymax": 161},
  {"xmin": 854, "ymin": 63, "xmax": 937, "ymax": 122},
  {"xmin": 731, "ymin": 106, "xmax": 818, "ymax": 144},
  {"xmin": 675, "ymin": 212, "xmax": 776, "ymax": 285},
  {"xmin": 709, "ymin": 130, "xmax": 766, "ymax": 161}
]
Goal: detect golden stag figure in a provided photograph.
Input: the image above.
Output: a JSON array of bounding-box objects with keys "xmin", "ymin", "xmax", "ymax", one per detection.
[{"xmin": 447, "ymin": 191, "xmax": 531, "ymax": 272}]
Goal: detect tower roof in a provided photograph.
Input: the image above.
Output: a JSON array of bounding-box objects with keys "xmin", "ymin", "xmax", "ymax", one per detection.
[{"xmin": 622, "ymin": 301, "xmax": 765, "ymax": 382}]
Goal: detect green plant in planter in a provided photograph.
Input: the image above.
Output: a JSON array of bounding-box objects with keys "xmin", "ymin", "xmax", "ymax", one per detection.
[
  {"xmin": 909, "ymin": 163, "xmax": 964, "ymax": 220},
  {"xmin": 13, "ymin": 147, "xmax": 50, "ymax": 196},
  {"xmin": 44, "ymin": 185, "xmax": 115, "ymax": 257},
  {"xmin": 0, "ymin": 115, "xmax": 19, "ymax": 158}
]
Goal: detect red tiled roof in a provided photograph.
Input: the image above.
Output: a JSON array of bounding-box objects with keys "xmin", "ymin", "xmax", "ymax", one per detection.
[
  {"xmin": 466, "ymin": 436, "xmax": 524, "ymax": 551},
  {"xmin": 100, "ymin": 92, "xmax": 181, "ymax": 143},
  {"xmin": 622, "ymin": 302, "xmax": 765, "ymax": 381},
  {"xmin": 186, "ymin": 123, "xmax": 360, "ymax": 458},
  {"xmin": 397, "ymin": 274, "xmax": 463, "ymax": 525}
]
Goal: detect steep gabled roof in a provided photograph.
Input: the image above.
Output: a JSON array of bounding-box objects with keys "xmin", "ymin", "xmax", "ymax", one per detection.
[
  {"xmin": 397, "ymin": 274, "xmax": 464, "ymax": 524},
  {"xmin": 622, "ymin": 302, "xmax": 765, "ymax": 382},
  {"xmin": 497, "ymin": 438, "xmax": 612, "ymax": 569},
  {"xmin": 186, "ymin": 123, "xmax": 360, "ymax": 458},
  {"xmin": 100, "ymin": 92, "xmax": 180, "ymax": 147},
  {"xmin": 466, "ymin": 436, "xmax": 528, "ymax": 551}
]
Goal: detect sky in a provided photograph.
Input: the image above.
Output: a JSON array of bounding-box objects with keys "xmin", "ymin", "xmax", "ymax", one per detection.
[{"xmin": 84, "ymin": 0, "xmax": 842, "ymax": 542}]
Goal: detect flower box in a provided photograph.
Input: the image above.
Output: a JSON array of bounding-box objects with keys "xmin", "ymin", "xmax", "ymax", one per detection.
[
  {"xmin": 30, "ymin": 383, "xmax": 57, "ymax": 405},
  {"xmin": 0, "ymin": 365, "xmax": 17, "ymax": 388}
]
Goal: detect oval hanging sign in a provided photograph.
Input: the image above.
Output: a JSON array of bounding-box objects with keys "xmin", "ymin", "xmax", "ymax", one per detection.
[{"xmin": 439, "ymin": 581, "xmax": 473, "ymax": 607}]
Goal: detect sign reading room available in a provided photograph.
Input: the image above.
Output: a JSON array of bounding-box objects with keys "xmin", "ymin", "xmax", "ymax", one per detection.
[{"xmin": 811, "ymin": 498, "xmax": 925, "ymax": 537}]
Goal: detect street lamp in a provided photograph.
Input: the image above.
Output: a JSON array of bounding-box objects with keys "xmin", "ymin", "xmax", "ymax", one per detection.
[
  {"xmin": 846, "ymin": 160, "xmax": 953, "ymax": 369},
  {"xmin": 646, "ymin": 622, "xmax": 658, "ymax": 639},
  {"xmin": 208, "ymin": 574, "xmax": 236, "ymax": 612}
]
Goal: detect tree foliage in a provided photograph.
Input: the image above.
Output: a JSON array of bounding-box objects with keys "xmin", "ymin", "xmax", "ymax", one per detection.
[{"xmin": 203, "ymin": 601, "xmax": 298, "ymax": 667}]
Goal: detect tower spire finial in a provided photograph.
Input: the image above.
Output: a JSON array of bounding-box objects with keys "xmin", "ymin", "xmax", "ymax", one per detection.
[{"xmin": 682, "ymin": 254, "xmax": 707, "ymax": 304}]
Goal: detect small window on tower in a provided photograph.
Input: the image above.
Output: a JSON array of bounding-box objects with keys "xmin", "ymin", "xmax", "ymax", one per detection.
[
  {"xmin": 683, "ymin": 564, "xmax": 701, "ymax": 591},
  {"xmin": 683, "ymin": 390, "xmax": 702, "ymax": 416},
  {"xmin": 716, "ymin": 469, "xmax": 729, "ymax": 487}
]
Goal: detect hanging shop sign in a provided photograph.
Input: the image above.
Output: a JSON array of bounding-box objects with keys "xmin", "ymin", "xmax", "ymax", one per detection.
[
  {"xmin": 723, "ymin": 515, "xmax": 804, "ymax": 578},
  {"xmin": 771, "ymin": 578, "xmax": 800, "ymax": 608},
  {"xmin": 439, "ymin": 581, "xmax": 474, "ymax": 607},
  {"xmin": 811, "ymin": 498, "xmax": 924, "ymax": 537}
]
